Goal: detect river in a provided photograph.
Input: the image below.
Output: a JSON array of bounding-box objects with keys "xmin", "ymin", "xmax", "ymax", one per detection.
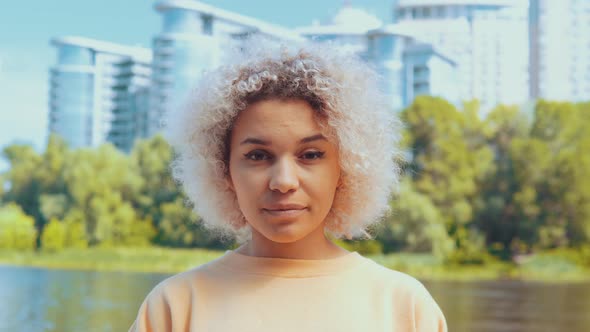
[{"xmin": 1, "ymin": 266, "xmax": 589, "ymax": 331}]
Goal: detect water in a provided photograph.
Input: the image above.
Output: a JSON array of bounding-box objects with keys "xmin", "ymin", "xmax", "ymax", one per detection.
[
  {"xmin": 0, "ymin": 266, "xmax": 167, "ymax": 332},
  {"xmin": 426, "ymin": 280, "xmax": 590, "ymax": 332},
  {"xmin": 1, "ymin": 266, "xmax": 589, "ymax": 332}
]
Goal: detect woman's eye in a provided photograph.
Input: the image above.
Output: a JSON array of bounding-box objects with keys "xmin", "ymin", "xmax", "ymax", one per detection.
[
  {"xmin": 301, "ymin": 151, "xmax": 325, "ymax": 160},
  {"xmin": 244, "ymin": 150, "xmax": 270, "ymax": 161}
]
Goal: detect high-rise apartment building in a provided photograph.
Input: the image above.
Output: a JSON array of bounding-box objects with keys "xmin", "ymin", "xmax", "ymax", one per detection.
[
  {"xmin": 529, "ymin": 0, "xmax": 590, "ymax": 101},
  {"xmin": 295, "ymin": 6, "xmax": 384, "ymax": 58},
  {"xmin": 48, "ymin": 1, "xmax": 471, "ymax": 151},
  {"xmin": 393, "ymin": 0, "xmax": 529, "ymax": 112},
  {"xmin": 49, "ymin": 37, "xmax": 152, "ymax": 151},
  {"xmin": 150, "ymin": 0, "xmax": 303, "ymax": 135},
  {"xmin": 402, "ymin": 40, "xmax": 458, "ymax": 107},
  {"xmin": 296, "ymin": 7, "xmax": 459, "ymax": 110}
]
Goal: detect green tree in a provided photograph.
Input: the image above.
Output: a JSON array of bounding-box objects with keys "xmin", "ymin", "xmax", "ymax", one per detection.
[
  {"xmin": 62, "ymin": 209, "xmax": 88, "ymax": 248},
  {"xmin": 509, "ymin": 137, "xmax": 552, "ymax": 246},
  {"xmin": 63, "ymin": 144, "xmax": 144, "ymax": 246},
  {"xmin": 130, "ymin": 136, "xmax": 225, "ymax": 248},
  {"xmin": 476, "ymin": 104, "xmax": 530, "ymax": 257},
  {"xmin": 41, "ymin": 218, "xmax": 66, "ymax": 252},
  {"xmin": 2, "ymin": 135, "xmax": 71, "ymax": 247},
  {"xmin": 528, "ymin": 101, "xmax": 590, "ymax": 248},
  {"xmin": 445, "ymin": 226, "xmax": 489, "ymax": 265},
  {"xmin": 376, "ymin": 178, "xmax": 454, "ymax": 258},
  {"xmin": 0, "ymin": 203, "xmax": 37, "ymax": 250},
  {"xmin": 157, "ymin": 198, "xmax": 225, "ymax": 248},
  {"xmin": 489, "ymin": 100, "xmax": 590, "ymax": 252},
  {"xmin": 402, "ymin": 96, "xmax": 493, "ymax": 247},
  {"xmin": 39, "ymin": 193, "xmax": 69, "ymax": 222},
  {"xmin": 130, "ymin": 136, "xmax": 183, "ymax": 240},
  {"xmin": 2, "ymin": 144, "xmax": 43, "ymax": 230}
]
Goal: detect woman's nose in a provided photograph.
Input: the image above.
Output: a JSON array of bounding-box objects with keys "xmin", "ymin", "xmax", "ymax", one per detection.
[{"xmin": 269, "ymin": 157, "xmax": 299, "ymax": 193}]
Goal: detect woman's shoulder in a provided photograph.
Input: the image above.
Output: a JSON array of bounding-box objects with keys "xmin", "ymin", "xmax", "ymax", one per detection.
[
  {"xmin": 354, "ymin": 256, "xmax": 448, "ymax": 331},
  {"xmin": 128, "ymin": 257, "xmax": 229, "ymax": 332},
  {"xmin": 151, "ymin": 254, "xmax": 228, "ymax": 296},
  {"xmin": 356, "ymin": 255, "xmax": 429, "ymax": 292},
  {"xmin": 355, "ymin": 255, "xmax": 443, "ymax": 308}
]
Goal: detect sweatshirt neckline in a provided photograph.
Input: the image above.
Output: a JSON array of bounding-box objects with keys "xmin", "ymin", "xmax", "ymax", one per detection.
[{"xmin": 217, "ymin": 250, "xmax": 365, "ymax": 278}]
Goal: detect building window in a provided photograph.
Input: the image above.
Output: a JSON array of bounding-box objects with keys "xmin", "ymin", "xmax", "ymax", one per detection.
[
  {"xmin": 412, "ymin": 66, "xmax": 428, "ymax": 80},
  {"xmin": 58, "ymin": 45, "xmax": 94, "ymax": 66},
  {"xmin": 163, "ymin": 9, "xmax": 200, "ymax": 34},
  {"xmin": 413, "ymin": 82, "xmax": 430, "ymax": 94},
  {"xmin": 413, "ymin": 66, "xmax": 428, "ymax": 76},
  {"xmin": 397, "ymin": 8, "xmax": 405, "ymax": 19}
]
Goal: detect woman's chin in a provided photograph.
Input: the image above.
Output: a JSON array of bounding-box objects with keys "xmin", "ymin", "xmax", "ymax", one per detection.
[
  {"xmin": 265, "ymin": 227, "xmax": 304, "ymax": 243},
  {"xmin": 258, "ymin": 222, "xmax": 309, "ymax": 244}
]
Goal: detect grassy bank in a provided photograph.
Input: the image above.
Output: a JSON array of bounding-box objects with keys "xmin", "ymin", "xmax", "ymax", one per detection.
[
  {"xmin": 370, "ymin": 252, "xmax": 590, "ymax": 282},
  {"xmin": 0, "ymin": 247, "xmax": 224, "ymax": 274},
  {"xmin": 1, "ymin": 247, "xmax": 589, "ymax": 282}
]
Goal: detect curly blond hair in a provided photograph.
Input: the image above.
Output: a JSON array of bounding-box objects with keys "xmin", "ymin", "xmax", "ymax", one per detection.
[{"xmin": 164, "ymin": 38, "xmax": 403, "ymax": 244}]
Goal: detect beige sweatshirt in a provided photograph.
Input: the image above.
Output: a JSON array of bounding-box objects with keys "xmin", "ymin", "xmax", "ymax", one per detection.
[{"xmin": 129, "ymin": 250, "xmax": 447, "ymax": 332}]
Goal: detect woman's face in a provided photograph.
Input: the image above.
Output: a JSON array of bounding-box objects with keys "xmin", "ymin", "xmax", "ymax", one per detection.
[{"xmin": 227, "ymin": 98, "xmax": 341, "ymax": 244}]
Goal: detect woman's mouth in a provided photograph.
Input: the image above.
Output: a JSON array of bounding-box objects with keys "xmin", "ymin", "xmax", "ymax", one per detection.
[{"xmin": 262, "ymin": 206, "xmax": 307, "ymax": 217}]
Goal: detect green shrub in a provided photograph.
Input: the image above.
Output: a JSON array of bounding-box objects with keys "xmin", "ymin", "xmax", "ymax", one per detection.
[
  {"xmin": 0, "ymin": 203, "xmax": 37, "ymax": 250},
  {"xmin": 445, "ymin": 227, "xmax": 491, "ymax": 265},
  {"xmin": 41, "ymin": 218, "xmax": 66, "ymax": 252}
]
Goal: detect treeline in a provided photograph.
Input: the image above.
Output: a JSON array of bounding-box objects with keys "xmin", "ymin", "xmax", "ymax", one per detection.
[
  {"xmin": 1, "ymin": 97, "xmax": 589, "ymax": 264},
  {"xmin": 374, "ymin": 97, "xmax": 590, "ymax": 263},
  {"xmin": 0, "ymin": 135, "xmax": 225, "ymax": 251}
]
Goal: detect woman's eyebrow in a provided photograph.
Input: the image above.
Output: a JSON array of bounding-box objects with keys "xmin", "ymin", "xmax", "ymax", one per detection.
[
  {"xmin": 240, "ymin": 134, "xmax": 326, "ymax": 146},
  {"xmin": 300, "ymin": 134, "xmax": 326, "ymax": 144},
  {"xmin": 240, "ymin": 137, "xmax": 270, "ymax": 146}
]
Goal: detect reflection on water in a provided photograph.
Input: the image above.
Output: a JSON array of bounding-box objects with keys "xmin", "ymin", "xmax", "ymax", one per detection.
[
  {"xmin": 426, "ymin": 280, "xmax": 590, "ymax": 332},
  {"xmin": 1, "ymin": 266, "xmax": 589, "ymax": 332},
  {"xmin": 0, "ymin": 266, "xmax": 167, "ymax": 332}
]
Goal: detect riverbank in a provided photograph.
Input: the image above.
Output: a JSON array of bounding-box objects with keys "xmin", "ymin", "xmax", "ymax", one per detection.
[
  {"xmin": 0, "ymin": 247, "xmax": 222, "ymax": 274},
  {"xmin": 1, "ymin": 247, "xmax": 589, "ymax": 282}
]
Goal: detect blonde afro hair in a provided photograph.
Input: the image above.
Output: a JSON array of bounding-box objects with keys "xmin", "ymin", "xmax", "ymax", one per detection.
[{"xmin": 164, "ymin": 37, "xmax": 403, "ymax": 244}]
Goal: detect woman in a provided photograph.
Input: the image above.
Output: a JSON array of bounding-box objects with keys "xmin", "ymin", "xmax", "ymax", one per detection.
[{"xmin": 129, "ymin": 39, "xmax": 447, "ymax": 332}]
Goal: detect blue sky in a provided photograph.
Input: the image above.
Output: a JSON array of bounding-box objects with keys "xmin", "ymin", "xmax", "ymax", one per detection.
[{"xmin": 0, "ymin": 0, "xmax": 394, "ymax": 165}]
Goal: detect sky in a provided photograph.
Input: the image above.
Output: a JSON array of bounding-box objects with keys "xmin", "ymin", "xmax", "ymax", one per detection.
[{"xmin": 0, "ymin": 0, "xmax": 395, "ymax": 168}]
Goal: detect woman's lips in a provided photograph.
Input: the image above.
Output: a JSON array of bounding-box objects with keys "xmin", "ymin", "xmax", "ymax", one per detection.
[{"xmin": 262, "ymin": 208, "xmax": 307, "ymax": 217}]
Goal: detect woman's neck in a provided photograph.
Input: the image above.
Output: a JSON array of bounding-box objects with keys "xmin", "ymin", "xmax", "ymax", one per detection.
[{"xmin": 236, "ymin": 232, "xmax": 349, "ymax": 260}]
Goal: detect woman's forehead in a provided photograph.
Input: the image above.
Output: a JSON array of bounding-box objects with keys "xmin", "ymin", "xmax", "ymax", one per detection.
[
  {"xmin": 234, "ymin": 99, "xmax": 320, "ymax": 130},
  {"xmin": 230, "ymin": 99, "xmax": 335, "ymax": 146}
]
